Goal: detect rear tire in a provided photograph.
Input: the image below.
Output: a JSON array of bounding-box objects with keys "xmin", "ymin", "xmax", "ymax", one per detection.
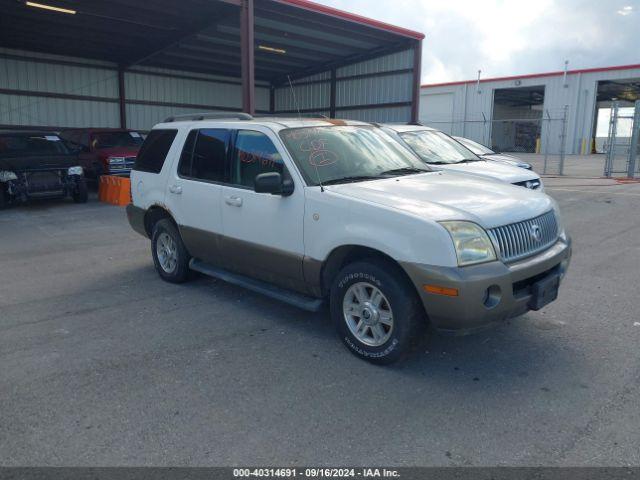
[
  {"xmin": 73, "ymin": 178, "xmax": 88, "ymax": 203},
  {"xmin": 330, "ymin": 259, "xmax": 426, "ymax": 365},
  {"xmin": 151, "ymin": 219, "xmax": 191, "ymax": 283},
  {"xmin": 0, "ymin": 185, "xmax": 7, "ymax": 209}
]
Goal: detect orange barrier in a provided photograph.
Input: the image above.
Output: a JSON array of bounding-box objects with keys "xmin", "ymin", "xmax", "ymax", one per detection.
[{"xmin": 98, "ymin": 175, "xmax": 131, "ymax": 207}]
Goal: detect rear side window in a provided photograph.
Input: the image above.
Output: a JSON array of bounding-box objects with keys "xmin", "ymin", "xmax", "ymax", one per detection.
[
  {"xmin": 231, "ymin": 130, "xmax": 283, "ymax": 188},
  {"xmin": 177, "ymin": 130, "xmax": 198, "ymax": 177},
  {"xmin": 182, "ymin": 129, "xmax": 229, "ymax": 183},
  {"xmin": 134, "ymin": 129, "xmax": 178, "ymax": 174}
]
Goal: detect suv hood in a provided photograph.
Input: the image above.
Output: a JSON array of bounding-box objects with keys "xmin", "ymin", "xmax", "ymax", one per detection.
[
  {"xmin": 97, "ymin": 146, "xmax": 140, "ymax": 159},
  {"xmin": 0, "ymin": 154, "xmax": 78, "ymax": 172},
  {"xmin": 432, "ymin": 160, "xmax": 538, "ymax": 184},
  {"xmin": 327, "ymin": 171, "xmax": 552, "ymax": 229}
]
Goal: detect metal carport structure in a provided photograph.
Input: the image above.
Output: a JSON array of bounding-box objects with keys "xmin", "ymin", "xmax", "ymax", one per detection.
[{"xmin": 0, "ymin": 0, "xmax": 424, "ymax": 130}]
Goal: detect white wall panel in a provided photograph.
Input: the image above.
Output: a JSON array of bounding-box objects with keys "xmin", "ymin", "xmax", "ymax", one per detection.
[
  {"xmin": 339, "ymin": 106, "xmax": 412, "ymax": 123},
  {"xmin": 0, "ymin": 57, "xmax": 118, "ymax": 98},
  {"xmin": 336, "ymin": 72, "xmax": 412, "ymax": 107},
  {"xmin": 337, "ymin": 49, "xmax": 413, "ymax": 77},
  {"xmin": 0, "ymin": 94, "xmax": 119, "ymax": 128},
  {"xmin": 421, "ymin": 66, "xmax": 640, "ymax": 153}
]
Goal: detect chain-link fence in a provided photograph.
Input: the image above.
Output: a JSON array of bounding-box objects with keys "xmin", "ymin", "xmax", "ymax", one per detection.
[
  {"xmin": 603, "ymin": 100, "xmax": 640, "ymax": 178},
  {"xmin": 420, "ymin": 107, "xmax": 570, "ymax": 175}
]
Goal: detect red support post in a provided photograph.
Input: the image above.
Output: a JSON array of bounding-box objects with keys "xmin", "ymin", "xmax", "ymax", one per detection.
[
  {"xmin": 411, "ymin": 39, "xmax": 423, "ymax": 124},
  {"xmin": 240, "ymin": 0, "xmax": 256, "ymax": 114},
  {"xmin": 118, "ymin": 68, "xmax": 127, "ymax": 128}
]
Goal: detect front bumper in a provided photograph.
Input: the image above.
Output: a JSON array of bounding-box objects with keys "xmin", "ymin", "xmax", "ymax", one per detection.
[
  {"xmin": 402, "ymin": 236, "xmax": 572, "ymax": 334},
  {"xmin": 4, "ymin": 171, "xmax": 84, "ymax": 201}
]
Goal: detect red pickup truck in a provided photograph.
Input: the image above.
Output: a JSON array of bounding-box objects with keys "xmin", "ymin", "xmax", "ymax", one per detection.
[{"xmin": 59, "ymin": 128, "xmax": 145, "ymax": 179}]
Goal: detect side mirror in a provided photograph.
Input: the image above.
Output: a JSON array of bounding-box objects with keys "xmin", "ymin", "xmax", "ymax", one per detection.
[{"xmin": 254, "ymin": 172, "xmax": 294, "ymax": 196}]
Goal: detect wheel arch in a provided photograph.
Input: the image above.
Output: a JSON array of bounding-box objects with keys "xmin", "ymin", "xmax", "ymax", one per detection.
[
  {"xmin": 144, "ymin": 204, "xmax": 177, "ymax": 237},
  {"xmin": 320, "ymin": 245, "xmax": 420, "ymax": 301}
]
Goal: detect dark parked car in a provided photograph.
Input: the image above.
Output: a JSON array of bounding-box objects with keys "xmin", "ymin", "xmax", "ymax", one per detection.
[
  {"xmin": 59, "ymin": 128, "xmax": 145, "ymax": 178},
  {"xmin": 0, "ymin": 131, "xmax": 88, "ymax": 208}
]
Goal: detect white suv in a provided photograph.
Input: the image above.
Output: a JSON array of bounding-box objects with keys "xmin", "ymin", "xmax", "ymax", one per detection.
[{"xmin": 127, "ymin": 114, "xmax": 571, "ymax": 364}]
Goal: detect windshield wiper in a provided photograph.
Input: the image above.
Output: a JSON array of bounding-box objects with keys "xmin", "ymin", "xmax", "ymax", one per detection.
[
  {"xmin": 455, "ymin": 158, "xmax": 483, "ymax": 163},
  {"xmin": 322, "ymin": 175, "xmax": 386, "ymax": 186},
  {"xmin": 379, "ymin": 167, "xmax": 429, "ymax": 176}
]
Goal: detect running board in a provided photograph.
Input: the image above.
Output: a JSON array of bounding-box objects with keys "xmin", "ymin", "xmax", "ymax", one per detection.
[{"xmin": 189, "ymin": 259, "xmax": 324, "ymax": 312}]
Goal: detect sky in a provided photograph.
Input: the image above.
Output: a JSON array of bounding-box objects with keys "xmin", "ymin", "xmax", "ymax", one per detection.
[{"xmin": 313, "ymin": 0, "xmax": 640, "ymax": 85}]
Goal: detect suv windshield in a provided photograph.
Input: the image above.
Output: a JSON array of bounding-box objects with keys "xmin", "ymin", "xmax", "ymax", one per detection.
[
  {"xmin": 455, "ymin": 136, "xmax": 495, "ymax": 155},
  {"xmin": 92, "ymin": 131, "xmax": 144, "ymax": 149},
  {"xmin": 0, "ymin": 134, "xmax": 69, "ymax": 157},
  {"xmin": 398, "ymin": 130, "xmax": 481, "ymax": 165},
  {"xmin": 279, "ymin": 126, "xmax": 429, "ymax": 186}
]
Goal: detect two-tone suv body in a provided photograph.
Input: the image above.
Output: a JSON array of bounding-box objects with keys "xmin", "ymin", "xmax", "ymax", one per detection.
[{"xmin": 127, "ymin": 114, "xmax": 571, "ymax": 364}]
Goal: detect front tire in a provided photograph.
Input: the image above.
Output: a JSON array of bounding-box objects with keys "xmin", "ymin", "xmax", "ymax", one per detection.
[
  {"xmin": 0, "ymin": 184, "xmax": 7, "ymax": 209},
  {"xmin": 330, "ymin": 259, "xmax": 427, "ymax": 364},
  {"xmin": 151, "ymin": 219, "xmax": 191, "ymax": 283},
  {"xmin": 73, "ymin": 178, "xmax": 88, "ymax": 203}
]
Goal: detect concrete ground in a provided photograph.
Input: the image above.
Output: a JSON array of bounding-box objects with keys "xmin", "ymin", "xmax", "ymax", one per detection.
[
  {"xmin": 513, "ymin": 152, "xmax": 638, "ymax": 179},
  {"xmin": 1, "ymin": 180, "xmax": 640, "ymax": 467}
]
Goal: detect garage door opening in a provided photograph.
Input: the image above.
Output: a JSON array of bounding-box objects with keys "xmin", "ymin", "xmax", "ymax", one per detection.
[
  {"xmin": 593, "ymin": 78, "xmax": 640, "ymax": 153},
  {"xmin": 491, "ymin": 85, "xmax": 545, "ymax": 153}
]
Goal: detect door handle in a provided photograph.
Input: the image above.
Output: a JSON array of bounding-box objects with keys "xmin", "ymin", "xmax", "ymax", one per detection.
[
  {"xmin": 169, "ymin": 185, "xmax": 182, "ymax": 195},
  {"xmin": 225, "ymin": 196, "xmax": 243, "ymax": 207}
]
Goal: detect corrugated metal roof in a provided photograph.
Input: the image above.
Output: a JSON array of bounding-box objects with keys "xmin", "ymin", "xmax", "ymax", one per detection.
[{"xmin": 0, "ymin": 0, "xmax": 423, "ymax": 82}]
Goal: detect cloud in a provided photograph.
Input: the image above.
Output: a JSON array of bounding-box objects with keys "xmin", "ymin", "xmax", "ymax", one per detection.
[{"xmin": 314, "ymin": 0, "xmax": 640, "ymax": 83}]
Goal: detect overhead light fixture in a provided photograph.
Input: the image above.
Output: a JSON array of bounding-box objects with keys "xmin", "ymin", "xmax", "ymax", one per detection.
[
  {"xmin": 258, "ymin": 45, "xmax": 286, "ymax": 55},
  {"xmin": 25, "ymin": 1, "xmax": 76, "ymax": 14}
]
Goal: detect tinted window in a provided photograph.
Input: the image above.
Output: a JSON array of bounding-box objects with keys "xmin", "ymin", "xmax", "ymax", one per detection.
[
  {"xmin": 134, "ymin": 129, "xmax": 178, "ymax": 174},
  {"xmin": 190, "ymin": 129, "xmax": 229, "ymax": 182},
  {"xmin": 0, "ymin": 134, "xmax": 69, "ymax": 156},
  {"xmin": 232, "ymin": 130, "xmax": 283, "ymax": 188},
  {"xmin": 177, "ymin": 130, "xmax": 198, "ymax": 177},
  {"xmin": 91, "ymin": 131, "xmax": 144, "ymax": 149}
]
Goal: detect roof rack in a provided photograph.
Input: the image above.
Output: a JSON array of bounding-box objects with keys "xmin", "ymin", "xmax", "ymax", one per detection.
[{"xmin": 164, "ymin": 112, "xmax": 254, "ymax": 123}]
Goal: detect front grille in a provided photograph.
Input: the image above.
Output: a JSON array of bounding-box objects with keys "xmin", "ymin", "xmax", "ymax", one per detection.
[
  {"xmin": 108, "ymin": 156, "xmax": 136, "ymax": 174},
  {"xmin": 26, "ymin": 171, "xmax": 64, "ymax": 192},
  {"xmin": 488, "ymin": 210, "xmax": 558, "ymax": 263}
]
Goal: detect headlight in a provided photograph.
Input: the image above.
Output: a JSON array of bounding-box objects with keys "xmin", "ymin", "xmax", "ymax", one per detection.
[
  {"xmin": 67, "ymin": 166, "xmax": 83, "ymax": 176},
  {"xmin": 440, "ymin": 221, "xmax": 497, "ymax": 266},
  {"xmin": 108, "ymin": 156, "xmax": 126, "ymax": 164},
  {"xmin": 0, "ymin": 170, "xmax": 18, "ymax": 182}
]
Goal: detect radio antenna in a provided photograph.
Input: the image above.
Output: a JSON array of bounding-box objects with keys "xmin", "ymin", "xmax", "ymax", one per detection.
[{"xmin": 287, "ymin": 75, "xmax": 302, "ymax": 121}]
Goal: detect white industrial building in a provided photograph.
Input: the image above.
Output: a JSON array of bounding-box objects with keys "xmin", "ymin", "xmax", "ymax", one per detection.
[{"xmin": 419, "ymin": 64, "xmax": 640, "ymax": 155}]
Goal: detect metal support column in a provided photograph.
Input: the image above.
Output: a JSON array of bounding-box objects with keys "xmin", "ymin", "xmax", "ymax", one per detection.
[
  {"xmin": 604, "ymin": 102, "xmax": 619, "ymax": 177},
  {"xmin": 627, "ymin": 100, "xmax": 640, "ymax": 178},
  {"xmin": 329, "ymin": 68, "xmax": 337, "ymax": 118},
  {"xmin": 559, "ymin": 104, "xmax": 569, "ymax": 175},
  {"xmin": 269, "ymin": 85, "xmax": 275, "ymax": 114},
  {"xmin": 410, "ymin": 40, "xmax": 423, "ymax": 124},
  {"xmin": 117, "ymin": 68, "xmax": 126, "ymax": 129},
  {"xmin": 240, "ymin": 0, "xmax": 255, "ymax": 114}
]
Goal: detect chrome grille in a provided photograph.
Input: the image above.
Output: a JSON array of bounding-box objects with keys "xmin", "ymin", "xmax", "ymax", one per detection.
[
  {"xmin": 488, "ymin": 210, "xmax": 558, "ymax": 263},
  {"xmin": 108, "ymin": 156, "xmax": 136, "ymax": 174}
]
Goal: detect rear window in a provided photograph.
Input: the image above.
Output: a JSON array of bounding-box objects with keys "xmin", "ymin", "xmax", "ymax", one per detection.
[{"xmin": 134, "ymin": 129, "xmax": 178, "ymax": 174}]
